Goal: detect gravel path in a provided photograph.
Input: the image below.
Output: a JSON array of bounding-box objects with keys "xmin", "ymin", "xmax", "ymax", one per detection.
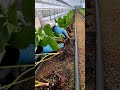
[{"xmin": 76, "ymin": 11, "xmax": 85, "ymax": 90}]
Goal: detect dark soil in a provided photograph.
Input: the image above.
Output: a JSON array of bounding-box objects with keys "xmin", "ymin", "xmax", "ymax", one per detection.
[
  {"xmin": 16, "ymin": 67, "xmax": 35, "ymax": 90},
  {"xmin": 35, "ymin": 29, "xmax": 75, "ymax": 90},
  {"xmin": 99, "ymin": 0, "xmax": 120, "ymax": 89},
  {"xmin": 86, "ymin": 0, "xmax": 120, "ymax": 89},
  {"xmin": 0, "ymin": 67, "xmax": 35, "ymax": 90},
  {"xmin": 85, "ymin": 0, "xmax": 96, "ymax": 90}
]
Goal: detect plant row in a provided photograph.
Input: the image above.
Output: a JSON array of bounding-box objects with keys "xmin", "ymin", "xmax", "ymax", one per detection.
[{"xmin": 35, "ymin": 10, "xmax": 75, "ymax": 51}]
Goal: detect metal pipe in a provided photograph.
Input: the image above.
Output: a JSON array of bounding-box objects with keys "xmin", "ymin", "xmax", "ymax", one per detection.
[
  {"xmin": 74, "ymin": 10, "xmax": 80, "ymax": 90},
  {"xmin": 35, "ymin": 0, "xmax": 65, "ymax": 7},
  {"xmin": 95, "ymin": 0, "xmax": 104, "ymax": 90},
  {"xmin": 56, "ymin": 0, "xmax": 72, "ymax": 7}
]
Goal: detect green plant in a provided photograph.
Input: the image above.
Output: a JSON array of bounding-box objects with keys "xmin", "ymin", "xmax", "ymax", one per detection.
[
  {"xmin": 0, "ymin": 0, "xmax": 34, "ymax": 52},
  {"xmin": 0, "ymin": 1, "xmax": 35, "ymax": 89},
  {"xmin": 35, "ymin": 24, "xmax": 62, "ymax": 51},
  {"xmin": 35, "ymin": 53, "xmax": 59, "ymax": 66},
  {"xmin": 55, "ymin": 10, "xmax": 74, "ymax": 29}
]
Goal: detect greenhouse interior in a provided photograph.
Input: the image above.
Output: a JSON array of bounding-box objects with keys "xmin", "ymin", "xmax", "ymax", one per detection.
[
  {"xmin": 35, "ymin": 0, "xmax": 85, "ymax": 90},
  {"xmin": 0, "ymin": 0, "xmax": 85, "ymax": 90},
  {"xmin": 0, "ymin": 0, "xmax": 120, "ymax": 90}
]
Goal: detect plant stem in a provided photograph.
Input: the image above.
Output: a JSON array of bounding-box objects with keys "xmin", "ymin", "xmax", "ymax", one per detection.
[
  {"xmin": 35, "ymin": 54, "xmax": 51, "ymax": 66},
  {"xmin": 35, "ymin": 52, "xmax": 59, "ymax": 56},
  {"xmin": 35, "ymin": 81, "xmax": 49, "ymax": 87},
  {"xmin": 0, "ymin": 76, "xmax": 35, "ymax": 90},
  {"xmin": 40, "ymin": 54, "xmax": 58, "ymax": 63},
  {"xmin": 35, "ymin": 53, "xmax": 59, "ymax": 67},
  {"xmin": 4, "ymin": 67, "xmax": 35, "ymax": 90},
  {"xmin": 40, "ymin": 76, "xmax": 49, "ymax": 83},
  {"xmin": 0, "ymin": 64, "xmax": 34, "ymax": 69}
]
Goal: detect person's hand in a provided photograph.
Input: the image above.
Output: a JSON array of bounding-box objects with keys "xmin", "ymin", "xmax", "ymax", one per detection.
[
  {"xmin": 53, "ymin": 26, "xmax": 70, "ymax": 38},
  {"xmin": 42, "ymin": 43, "xmax": 64, "ymax": 53},
  {"xmin": 18, "ymin": 44, "xmax": 35, "ymax": 64}
]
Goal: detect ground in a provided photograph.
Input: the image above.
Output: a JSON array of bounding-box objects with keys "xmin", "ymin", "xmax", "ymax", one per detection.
[
  {"xmin": 99, "ymin": 0, "xmax": 120, "ymax": 89},
  {"xmin": 35, "ymin": 27, "xmax": 75, "ymax": 90},
  {"xmin": 76, "ymin": 11, "xmax": 85, "ymax": 90}
]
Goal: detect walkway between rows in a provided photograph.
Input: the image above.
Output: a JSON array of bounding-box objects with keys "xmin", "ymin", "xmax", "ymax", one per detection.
[{"xmin": 76, "ymin": 11, "xmax": 85, "ymax": 90}]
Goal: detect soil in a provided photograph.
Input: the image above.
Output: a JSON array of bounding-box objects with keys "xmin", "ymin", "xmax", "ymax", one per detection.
[
  {"xmin": 99, "ymin": 0, "xmax": 120, "ymax": 89},
  {"xmin": 35, "ymin": 27, "xmax": 75, "ymax": 89},
  {"xmin": 85, "ymin": 0, "xmax": 96, "ymax": 90},
  {"xmin": 86, "ymin": 0, "xmax": 120, "ymax": 89},
  {"xmin": 76, "ymin": 12, "xmax": 85, "ymax": 90},
  {"xmin": 0, "ymin": 67, "xmax": 35, "ymax": 90}
]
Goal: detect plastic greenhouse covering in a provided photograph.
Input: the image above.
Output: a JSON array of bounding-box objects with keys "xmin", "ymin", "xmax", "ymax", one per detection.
[{"xmin": 35, "ymin": 0, "xmax": 84, "ymax": 21}]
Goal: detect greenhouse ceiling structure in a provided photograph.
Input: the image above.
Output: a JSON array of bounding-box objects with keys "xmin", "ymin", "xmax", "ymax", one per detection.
[
  {"xmin": 35, "ymin": 0, "xmax": 85, "ymax": 90},
  {"xmin": 35, "ymin": 0, "xmax": 84, "ymax": 7},
  {"xmin": 35, "ymin": 0, "xmax": 85, "ymax": 22}
]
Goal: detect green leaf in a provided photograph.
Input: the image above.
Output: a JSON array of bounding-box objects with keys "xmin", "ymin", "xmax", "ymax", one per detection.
[
  {"xmin": 44, "ymin": 24, "xmax": 54, "ymax": 37},
  {"xmin": 7, "ymin": 0, "xmax": 18, "ymax": 27},
  {"xmin": 39, "ymin": 37, "xmax": 49, "ymax": 47},
  {"xmin": 56, "ymin": 17, "xmax": 63, "ymax": 28},
  {"xmin": 0, "ymin": 17, "xmax": 5, "ymax": 29},
  {"xmin": 8, "ymin": 26, "xmax": 34, "ymax": 49},
  {"xmin": 22, "ymin": 0, "xmax": 34, "ymax": 22},
  {"xmin": 0, "ymin": 26, "xmax": 10, "ymax": 43},
  {"xmin": 35, "ymin": 36, "xmax": 38, "ymax": 47},
  {"xmin": 55, "ymin": 19, "xmax": 57, "ymax": 23},
  {"xmin": 58, "ymin": 34, "xmax": 62, "ymax": 40},
  {"xmin": 38, "ymin": 27, "xmax": 42, "ymax": 36},
  {"xmin": 0, "ymin": 26, "xmax": 10, "ymax": 52},
  {"xmin": 7, "ymin": 22, "xmax": 18, "ymax": 35},
  {"xmin": 48, "ymin": 39, "xmax": 59, "ymax": 50},
  {"xmin": 0, "ymin": 40, "xmax": 5, "ymax": 52}
]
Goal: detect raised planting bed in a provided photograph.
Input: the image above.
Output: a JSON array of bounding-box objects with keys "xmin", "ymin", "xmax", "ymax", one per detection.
[
  {"xmin": 85, "ymin": 0, "xmax": 96, "ymax": 89},
  {"xmin": 35, "ymin": 18, "xmax": 76, "ymax": 90}
]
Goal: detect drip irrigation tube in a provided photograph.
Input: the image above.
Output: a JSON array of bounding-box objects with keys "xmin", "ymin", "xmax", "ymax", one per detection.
[
  {"xmin": 74, "ymin": 11, "xmax": 80, "ymax": 90},
  {"xmin": 95, "ymin": 0, "xmax": 104, "ymax": 90}
]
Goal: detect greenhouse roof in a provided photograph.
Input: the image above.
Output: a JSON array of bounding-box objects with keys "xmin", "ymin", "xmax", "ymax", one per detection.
[{"xmin": 35, "ymin": 0, "xmax": 84, "ymax": 7}]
